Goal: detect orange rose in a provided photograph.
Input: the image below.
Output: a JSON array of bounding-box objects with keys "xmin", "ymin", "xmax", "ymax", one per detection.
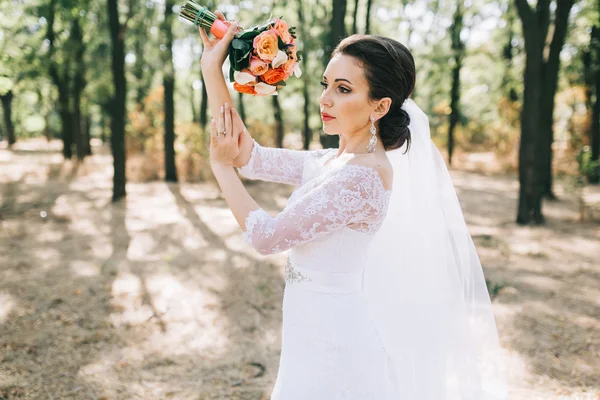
[
  {"xmin": 234, "ymin": 82, "xmax": 257, "ymax": 95},
  {"xmin": 253, "ymin": 30, "xmax": 279, "ymax": 61},
  {"xmin": 282, "ymin": 59, "xmax": 295, "ymax": 77},
  {"xmin": 274, "ymin": 18, "xmax": 293, "ymax": 44},
  {"xmin": 282, "ymin": 45, "xmax": 297, "ymax": 76},
  {"xmin": 262, "ymin": 67, "xmax": 287, "ymax": 85},
  {"xmin": 249, "ymin": 56, "xmax": 269, "ymax": 76}
]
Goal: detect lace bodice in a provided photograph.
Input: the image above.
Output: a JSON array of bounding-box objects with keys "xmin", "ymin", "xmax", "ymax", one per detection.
[{"xmin": 237, "ymin": 140, "xmax": 392, "ymax": 256}]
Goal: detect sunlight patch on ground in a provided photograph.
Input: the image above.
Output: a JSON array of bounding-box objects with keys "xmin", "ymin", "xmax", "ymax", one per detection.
[
  {"xmin": 89, "ymin": 237, "xmax": 113, "ymax": 259},
  {"xmin": 70, "ymin": 259, "xmax": 101, "ymax": 278},
  {"xmin": 517, "ymin": 274, "xmax": 563, "ymax": 292},
  {"xmin": 126, "ymin": 184, "xmax": 184, "ymax": 228},
  {"xmin": 35, "ymin": 228, "xmax": 65, "ymax": 243},
  {"xmin": 194, "ymin": 205, "xmax": 239, "ymax": 236},
  {"xmin": 0, "ymin": 292, "xmax": 16, "ymax": 322},
  {"xmin": 127, "ymin": 232, "xmax": 162, "ymax": 262},
  {"xmin": 32, "ymin": 247, "xmax": 62, "ymax": 271}
]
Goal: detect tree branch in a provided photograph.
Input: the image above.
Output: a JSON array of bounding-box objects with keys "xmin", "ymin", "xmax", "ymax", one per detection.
[
  {"xmin": 547, "ymin": 0, "xmax": 575, "ymax": 66},
  {"xmin": 514, "ymin": 0, "xmax": 534, "ymax": 30},
  {"xmin": 537, "ymin": 0, "xmax": 551, "ymax": 42}
]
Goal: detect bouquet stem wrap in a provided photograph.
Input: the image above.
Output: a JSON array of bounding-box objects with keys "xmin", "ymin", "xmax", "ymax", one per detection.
[{"xmin": 180, "ymin": 1, "xmax": 229, "ymax": 38}]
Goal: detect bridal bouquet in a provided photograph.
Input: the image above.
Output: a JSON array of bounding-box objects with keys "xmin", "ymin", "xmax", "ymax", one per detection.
[{"xmin": 180, "ymin": 1, "xmax": 302, "ymax": 96}]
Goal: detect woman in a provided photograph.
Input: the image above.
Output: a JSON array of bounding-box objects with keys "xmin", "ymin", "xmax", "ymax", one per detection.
[{"xmin": 199, "ymin": 12, "xmax": 507, "ymax": 400}]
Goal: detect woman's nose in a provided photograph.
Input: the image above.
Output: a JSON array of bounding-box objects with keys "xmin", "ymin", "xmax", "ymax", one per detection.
[{"xmin": 319, "ymin": 92, "xmax": 332, "ymax": 108}]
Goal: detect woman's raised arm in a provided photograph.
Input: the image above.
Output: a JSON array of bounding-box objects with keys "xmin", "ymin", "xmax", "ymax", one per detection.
[
  {"xmin": 237, "ymin": 139, "xmax": 332, "ymax": 186},
  {"xmin": 198, "ymin": 12, "xmax": 254, "ymax": 168}
]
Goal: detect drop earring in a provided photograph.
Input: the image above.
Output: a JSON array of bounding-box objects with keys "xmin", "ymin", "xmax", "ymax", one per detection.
[{"xmin": 367, "ymin": 116, "xmax": 378, "ymax": 153}]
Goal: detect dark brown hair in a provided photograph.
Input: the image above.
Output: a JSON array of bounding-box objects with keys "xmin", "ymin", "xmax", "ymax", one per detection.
[{"xmin": 332, "ymin": 34, "xmax": 415, "ymax": 152}]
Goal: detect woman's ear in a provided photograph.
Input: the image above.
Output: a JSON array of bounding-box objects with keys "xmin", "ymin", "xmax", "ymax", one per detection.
[{"xmin": 375, "ymin": 97, "xmax": 392, "ymax": 119}]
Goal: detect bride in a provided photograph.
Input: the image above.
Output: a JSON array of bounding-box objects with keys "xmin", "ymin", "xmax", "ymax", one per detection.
[{"xmin": 199, "ymin": 12, "xmax": 507, "ymax": 400}]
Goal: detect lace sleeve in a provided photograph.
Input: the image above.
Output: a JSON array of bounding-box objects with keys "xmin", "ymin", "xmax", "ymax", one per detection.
[
  {"xmin": 241, "ymin": 164, "xmax": 391, "ymax": 255},
  {"xmin": 237, "ymin": 139, "xmax": 332, "ymax": 186}
]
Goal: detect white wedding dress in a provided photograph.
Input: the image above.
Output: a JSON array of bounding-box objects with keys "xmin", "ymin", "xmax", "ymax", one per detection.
[{"xmin": 238, "ymin": 139, "xmax": 399, "ymax": 399}]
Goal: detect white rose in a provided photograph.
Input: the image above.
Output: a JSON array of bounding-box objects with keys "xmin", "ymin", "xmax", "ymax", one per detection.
[
  {"xmin": 271, "ymin": 50, "xmax": 288, "ymax": 69},
  {"xmin": 255, "ymin": 82, "xmax": 278, "ymax": 96},
  {"xmin": 234, "ymin": 71, "xmax": 256, "ymax": 85},
  {"xmin": 294, "ymin": 63, "xmax": 302, "ymax": 78}
]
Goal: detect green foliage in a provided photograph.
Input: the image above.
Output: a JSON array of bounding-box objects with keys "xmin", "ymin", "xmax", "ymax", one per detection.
[
  {"xmin": 577, "ymin": 145, "xmax": 599, "ymax": 181},
  {"xmin": 0, "ymin": 0, "xmax": 595, "ymax": 182}
]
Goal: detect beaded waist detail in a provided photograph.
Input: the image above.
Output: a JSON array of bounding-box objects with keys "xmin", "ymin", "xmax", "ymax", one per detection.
[{"xmin": 284, "ymin": 257, "xmax": 364, "ymax": 294}]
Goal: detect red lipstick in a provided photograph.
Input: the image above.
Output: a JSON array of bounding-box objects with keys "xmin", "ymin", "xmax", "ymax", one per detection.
[{"xmin": 321, "ymin": 112, "xmax": 335, "ymax": 121}]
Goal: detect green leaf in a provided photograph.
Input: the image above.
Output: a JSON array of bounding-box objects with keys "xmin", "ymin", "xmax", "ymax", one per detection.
[
  {"xmin": 277, "ymin": 36, "xmax": 286, "ymax": 50},
  {"xmin": 232, "ymin": 39, "xmax": 250, "ymax": 52},
  {"xmin": 240, "ymin": 30, "xmax": 261, "ymax": 40},
  {"xmin": 241, "ymin": 49, "xmax": 253, "ymax": 61},
  {"xmin": 238, "ymin": 56, "xmax": 250, "ymax": 70}
]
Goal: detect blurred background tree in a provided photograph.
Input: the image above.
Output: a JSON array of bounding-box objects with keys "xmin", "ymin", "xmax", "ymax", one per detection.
[{"xmin": 1, "ymin": 0, "xmax": 598, "ymax": 224}]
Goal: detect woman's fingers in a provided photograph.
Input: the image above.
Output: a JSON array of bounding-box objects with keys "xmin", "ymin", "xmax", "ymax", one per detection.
[
  {"xmin": 217, "ymin": 105, "xmax": 225, "ymax": 138},
  {"xmin": 214, "ymin": 10, "xmax": 226, "ymax": 21},
  {"xmin": 231, "ymin": 108, "xmax": 242, "ymax": 142},
  {"xmin": 198, "ymin": 26, "xmax": 211, "ymax": 47},
  {"xmin": 224, "ymin": 103, "xmax": 232, "ymax": 138}
]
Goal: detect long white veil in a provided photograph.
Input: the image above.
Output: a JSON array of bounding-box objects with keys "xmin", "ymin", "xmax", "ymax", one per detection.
[{"xmin": 364, "ymin": 98, "xmax": 508, "ymax": 399}]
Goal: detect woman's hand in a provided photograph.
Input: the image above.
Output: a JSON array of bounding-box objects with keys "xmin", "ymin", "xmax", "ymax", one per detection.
[
  {"xmin": 232, "ymin": 129, "xmax": 253, "ymax": 168},
  {"xmin": 210, "ymin": 102, "xmax": 242, "ymax": 167},
  {"xmin": 198, "ymin": 11, "xmax": 240, "ymax": 72}
]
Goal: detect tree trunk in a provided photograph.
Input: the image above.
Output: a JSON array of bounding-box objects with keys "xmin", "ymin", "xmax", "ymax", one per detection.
[
  {"xmin": 57, "ymin": 89, "xmax": 73, "ymax": 159},
  {"xmin": 134, "ymin": 38, "xmax": 147, "ymax": 112},
  {"xmin": 539, "ymin": 0, "xmax": 573, "ymax": 199},
  {"xmin": 200, "ymin": 74, "xmax": 209, "ymax": 128},
  {"xmin": 448, "ymin": 0, "xmax": 464, "ymax": 166},
  {"xmin": 46, "ymin": 0, "xmax": 74, "ymax": 160},
  {"xmin": 72, "ymin": 18, "xmax": 87, "ymax": 161},
  {"xmin": 191, "ymin": 83, "xmax": 199, "ymax": 123},
  {"xmin": 324, "ymin": 0, "xmax": 347, "ymax": 66},
  {"xmin": 83, "ymin": 111, "xmax": 92, "ymax": 156},
  {"xmin": 273, "ymin": 95, "xmax": 285, "ymax": 148},
  {"xmin": 352, "ymin": 0, "xmax": 360, "ymax": 34},
  {"xmin": 518, "ymin": 45, "xmax": 545, "ymax": 224},
  {"xmin": 364, "ymin": 0, "xmax": 372, "ymax": 34},
  {"xmin": 516, "ymin": 4, "xmax": 545, "ymax": 224},
  {"xmin": 590, "ymin": 25, "xmax": 600, "ymax": 184},
  {"xmin": 502, "ymin": 3, "xmax": 519, "ymax": 103},
  {"xmin": 514, "ymin": 0, "xmax": 575, "ymax": 224},
  {"xmin": 0, "ymin": 90, "xmax": 16, "ymax": 147},
  {"xmin": 320, "ymin": 0, "xmax": 346, "ymax": 149},
  {"xmin": 448, "ymin": 64, "xmax": 460, "ymax": 166},
  {"xmin": 237, "ymin": 91, "xmax": 247, "ymax": 123},
  {"xmin": 108, "ymin": 0, "xmax": 127, "ymax": 201},
  {"xmin": 132, "ymin": 4, "xmax": 154, "ymax": 114},
  {"xmin": 297, "ymin": 0, "xmax": 313, "ymax": 150},
  {"xmin": 162, "ymin": 0, "xmax": 178, "ymax": 182}
]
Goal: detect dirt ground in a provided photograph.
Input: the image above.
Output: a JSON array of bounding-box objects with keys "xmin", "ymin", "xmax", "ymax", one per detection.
[{"xmin": 1, "ymin": 139, "xmax": 599, "ymax": 400}]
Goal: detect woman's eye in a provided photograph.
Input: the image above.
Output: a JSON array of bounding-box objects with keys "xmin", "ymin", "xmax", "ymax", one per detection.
[{"xmin": 320, "ymin": 81, "xmax": 350, "ymax": 93}]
